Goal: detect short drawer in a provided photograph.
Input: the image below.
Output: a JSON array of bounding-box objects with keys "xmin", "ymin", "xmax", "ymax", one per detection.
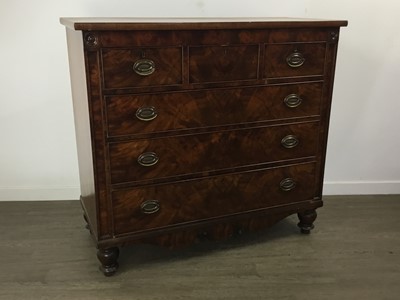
[
  {"xmin": 112, "ymin": 162, "xmax": 316, "ymax": 235},
  {"xmin": 101, "ymin": 47, "xmax": 183, "ymax": 89},
  {"xmin": 105, "ymin": 82, "xmax": 323, "ymax": 137},
  {"xmin": 108, "ymin": 122, "xmax": 319, "ymax": 184},
  {"xmin": 189, "ymin": 45, "xmax": 259, "ymax": 83},
  {"xmin": 265, "ymin": 43, "xmax": 326, "ymax": 78}
]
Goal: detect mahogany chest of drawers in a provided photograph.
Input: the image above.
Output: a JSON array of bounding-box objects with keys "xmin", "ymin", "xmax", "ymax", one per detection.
[{"xmin": 61, "ymin": 17, "xmax": 347, "ymax": 276}]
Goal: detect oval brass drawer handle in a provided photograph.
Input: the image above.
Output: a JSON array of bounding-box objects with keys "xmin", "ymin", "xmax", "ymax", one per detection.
[
  {"xmin": 136, "ymin": 106, "xmax": 158, "ymax": 121},
  {"xmin": 280, "ymin": 178, "xmax": 296, "ymax": 192},
  {"xmin": 137, "ymin": 152, "xmax": 159, "ymax": 167},
  {"xmin": 281, "ymin": 135, "xmax": 299, "ymax": 149},
  {"xmin": 133, "ymin": 58, "xmax": 155, "ymax": 76},
  {"xmin": 284, "ymin": 94, "xmax": 302, "ymax": 108},
  {"xmin": 140, "ymin": 200, "xmax": 160, "ymax": 214},
  {"xmin": 286, "ymin": 52, "xmax": 305, "ymax": 68}
]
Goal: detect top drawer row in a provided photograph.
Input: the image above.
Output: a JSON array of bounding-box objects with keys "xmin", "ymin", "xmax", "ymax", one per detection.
[{"xmin": 101, "ymin": 43, "xmax": 326, "ymax": 89}]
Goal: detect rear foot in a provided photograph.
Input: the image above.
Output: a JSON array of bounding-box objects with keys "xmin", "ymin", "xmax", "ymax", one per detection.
[
  {"xmin": 83, "ymin": 213, "xmax": 91, "ymax": 231},
  {"xmin": 297, "ymin": 209, "xmax": 317, "ymax": 234}
]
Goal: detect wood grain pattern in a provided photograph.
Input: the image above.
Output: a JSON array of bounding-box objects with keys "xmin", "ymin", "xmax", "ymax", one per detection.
[
  {"xmin": 60, "ymin": 17, "xmax": 348, "ymax": 31},
  {"xmin": 65, "ymin": 29, "xmax": 98, "ymax": 239},
  {"xmin": 189, "ymin": 45, "xmax": 259, "ymax": 83},
  {"xmin": 105, "ymin": 82, "xmax": 323, "ymax": 137},
  {"xmin": 62, "ymin": 19, "xmax": 347, "ymax": 275},
  {"xmin": 101, "ymin": 47, "xmax": 183, "ymax": 89},
  {"xmin": 84, "ymin": 45, "xmax": 112, "ymax": 240},
  {"xmin": 313, "ymin": 34, "xmax": 341, "ymax": 197},
  {"xmin": 99, "ymin": 198, "xmax": 322, "ymax": 248},
  {"xmin": 109, "ymin": 122, "xmax": 319, "ymax": 184},
  {"xmin": 97, "ymin": 29, "xmax": 333, "ymax": 49},
  {"xmin": 265, "ymin": 42, "xmax": 326, "ymax": 78},
  {"xmin": 112, "ymin": 162, "xmax": 316, "ymax": 235},
  {"xmin": 136, "ymin": 211, "xmax": 294, "ymax": 248}
]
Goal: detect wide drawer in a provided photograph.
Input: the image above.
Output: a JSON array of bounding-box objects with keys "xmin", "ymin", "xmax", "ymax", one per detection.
[
  {"xmin": 109, "ymin": 122, "xmax": 319, "ymax": 184},
  {"xmin": 189, "ymin": 45, "xmax": 259, "ymax": 83},
  {"xmin": 105, "ymin": 82, "xmax": 323, "ymax": 137},
  {"xmin": 265, "ymin": 42, "xmax": 326, "ymax": 78},
  {"xmin": 112, "ymin": 162, "xmax": 316, "ymax": 235},
  {"xmin": 101, "ymin": 47, "xmax": 183, "ymax": 89}
]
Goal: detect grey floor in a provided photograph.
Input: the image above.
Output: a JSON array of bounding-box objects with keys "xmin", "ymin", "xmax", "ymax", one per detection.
[{"xmin": 0, "ymin": 195, "xmax": 399, "ymax": 300}]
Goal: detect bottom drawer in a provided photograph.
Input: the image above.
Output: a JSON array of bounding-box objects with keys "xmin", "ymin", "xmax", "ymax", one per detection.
[{"xmin": 112, "ymin": 162, "xmax": 316, "ymax": 235}]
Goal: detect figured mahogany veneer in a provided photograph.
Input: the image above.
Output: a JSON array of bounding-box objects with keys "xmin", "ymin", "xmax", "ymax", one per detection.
[
  {"xmin": 61, "ymin": 17, "xmax": 347, "ymax": 276},
  {"xmin": 106, "ymin": 82, "xmax": 323, "ymax": 137},
  {"xmin": 109, "ymin": 122, "xmax": 319, "ymax": 184},
  {"xmin": 102, "ymin": 47, "xmax": 183, "ymax": 88},
  {"xmin": 189, "ymin": 45, "xmax": 259, "ymax": 83},
  {"xmin": 265, "ymin": 42, "xmax": 326, "ymax": 78},
  {"xmin": 113, "ymin": 162, "xmax": 316, "ymax": 235}
]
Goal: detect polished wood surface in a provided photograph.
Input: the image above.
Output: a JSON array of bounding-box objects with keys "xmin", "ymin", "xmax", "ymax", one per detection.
[
  {"xmin": 60, "ymin": 17, "xmax": 348, "ymax": 30},
  {"xmin": 105, "ymin": 82, "xmax": 323, "ymax": 137},
  {"xmin": 108, "ymin": 122, "xmax": 319, "ymax": 184},
  {"xmin": 94, "ymin": 29, "xmax": 333, "ymax": 49},
  {"xmin": 112, "ymin": 162, "xmax": 316, "ymax": 235},
  {"xmin": 189, "ymin": 45, "xmax": 259, "ymax": 83},
  {"xmin": 62, "ymin": 18, "xmax": 347, "ymax": 275},
  {"xmin": 102, "ymin": 47, "xmax": 183, "ymax": 88},
  {"xmin": 265, "ymin": 42, "xmax": 326, "ymax": 78},
  {"xmin": 65, "ymin": 29, "xmax": 98, "ymax": 239}
]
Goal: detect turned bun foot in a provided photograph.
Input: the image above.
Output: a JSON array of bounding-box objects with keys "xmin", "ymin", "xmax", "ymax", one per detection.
[
  {"xmin": 297, "ymin": 209, "xmax": 317, "ymax": 234},
  {"xmin": 97, "ymin": 247, "xmax": 120, "ymax": 276}
]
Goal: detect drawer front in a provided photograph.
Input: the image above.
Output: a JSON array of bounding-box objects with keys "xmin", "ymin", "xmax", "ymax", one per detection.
[
  {"xmin": 106, "ymin": 82, "xmax": 323, "ymax": 137},
  {"xmin": 265, "ymin": 43, "xmax": 326, "ymax": 78},
  {"xmin": 112, "ymin": 162, "xmax": 316, "ymax": 235},
  {"xmin": 189, "ymin": 45, "xmax": 259, "ymax": 83},
  {"xmin": 109, "ymin": 122, "xmax": 319, "ymax": 184},
  {"xmin": 101, "ymin": 47, "xmax": 183, "ymax": 89}
]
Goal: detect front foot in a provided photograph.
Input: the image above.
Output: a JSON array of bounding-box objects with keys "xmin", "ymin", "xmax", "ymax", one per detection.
[
  {"xmin": 97, "ymin": 247, "xmax": 120, "ymax": 276},
  {"xmin": 297, "ymin": 209, "xmax": 317, "ymax": 234}
]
